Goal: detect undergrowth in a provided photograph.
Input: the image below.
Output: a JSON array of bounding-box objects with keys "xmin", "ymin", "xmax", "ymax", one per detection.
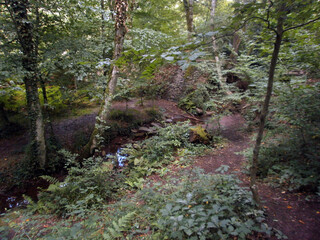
[
  {"xmin": 0, "ymin": 169, "xmax": 283, "ymax": 239},
  {"xmin": 245, "ymin": 81, "xmax": 320, "ymax": 195}
]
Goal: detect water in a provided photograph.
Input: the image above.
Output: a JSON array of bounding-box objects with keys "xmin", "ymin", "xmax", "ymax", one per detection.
[
  {"xmin": 6, "ymin": 197, "xmax": 29, "ymax": 209},
  {"xmin": 105, "ymin": 148, "xmax": 128, "ymax": 167}
]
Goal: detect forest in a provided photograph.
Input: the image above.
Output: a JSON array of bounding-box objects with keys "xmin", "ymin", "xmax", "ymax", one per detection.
[{"xmin": 0, "ymin": 0, "xmax": 319, "ymax": 239}]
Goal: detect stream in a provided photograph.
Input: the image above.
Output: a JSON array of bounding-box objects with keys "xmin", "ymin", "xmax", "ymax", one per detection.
[{"xmin": 0, "ymin": 148, "xmax": 128, "ymax": 213}]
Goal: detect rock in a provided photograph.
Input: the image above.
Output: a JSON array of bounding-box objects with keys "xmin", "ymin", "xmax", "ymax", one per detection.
[
  {"xmin": 138, "ymin": 127, "xmax": 156, "ymax": 133},
  {"xmin": 189, "ymin": 125, "xmax": 210, "ymax": 144},
  {"xmin": 151, "ymin": 122, "xmax": 162, "ymax": 128},
  {"xmin": 172, "ymin": 116, "xmax": 186, "ymax": 123},
  {"xmin": 196, "ymin": 108, "xmax": 204, "ymax": 116},
  {"xmin": 133, "ymin": 132, "xmax": 145, "ymax": 138},
  {"xmin": 205, "ymin": 111, "xmax": 215, "ymax": 116},
  {"xmin": 165, "ymin": 118, "xmax": 173, "ymax": 123}
]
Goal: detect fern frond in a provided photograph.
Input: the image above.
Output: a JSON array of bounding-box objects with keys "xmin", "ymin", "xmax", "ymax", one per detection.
[
  {"xmin": 107, "ymin": 211, "xmax": 136, "ymax": 238},
  {"xmin": 40, "ymin": 175, "xmax": 59, "ymax": 184}
]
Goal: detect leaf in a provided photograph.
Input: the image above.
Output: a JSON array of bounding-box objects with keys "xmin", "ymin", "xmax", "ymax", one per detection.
[
  {"xmin": 164, "ymin": 56, "xmax": 174, "ymax": 61},
  {"xmin": 188, "ymin": 52, "xmax": 206, "ymax": 61},
  {"xmin": 184, "ymin": 228, "xmax": 193, "ymax": 236},
  {"xmin": 186, "ymin": 192, "xmax": 193, "ymax": 202}
]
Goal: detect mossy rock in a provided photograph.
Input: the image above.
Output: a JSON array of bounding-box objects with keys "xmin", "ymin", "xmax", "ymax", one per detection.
[{"xmin": 189, "ymin": 125, "xmax": 210, "ymax": 144}]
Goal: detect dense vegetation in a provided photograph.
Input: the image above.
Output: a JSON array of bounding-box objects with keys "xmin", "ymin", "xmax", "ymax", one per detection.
[{"xmin": 0, "ymin": 0, "xmax": 319, "ymax": 239}]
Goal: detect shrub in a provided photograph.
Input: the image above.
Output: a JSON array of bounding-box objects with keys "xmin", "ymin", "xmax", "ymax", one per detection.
[
  {"xmin": 31, "ymin": 150, "xmax": 124, "ymax": 217},
  {"xmin": 138, "ymin": 169, "xmax": 274, "ymax": 240},
  {"xmin": 255, "ymin": 81, "xmax": 320, "ymax": 193}
]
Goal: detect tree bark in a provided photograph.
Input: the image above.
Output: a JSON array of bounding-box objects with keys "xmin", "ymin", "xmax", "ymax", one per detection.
[
  {"xmin": 210, "ymin": 0, "xmax": 231, "ymax": 95},
  {"xmin": 250, "ymin": 5, "xmax": 286, "ymax": 206},
  {"xmin": 230, "ymin": 32, "xmax": 241, "ymax": 64},
  {"xmin": 87, "ymin": 0, "xmax": 128, "ymax": 155},
  {"xmin": 183, "ymin": 0, "xmax": 194, "ymax": 39},
  {"xmin": 0, "ymin": 102, "xmax": 10, "ymax": 126},
  {"xmin": 6, "ymin": 0, "xmax": 47, "ymax": 168}
]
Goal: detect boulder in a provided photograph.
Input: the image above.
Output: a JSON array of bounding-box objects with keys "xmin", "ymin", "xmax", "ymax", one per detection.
[{"xmin": 189, "ymin": 125, "xmax": 211, "ymax": 144}]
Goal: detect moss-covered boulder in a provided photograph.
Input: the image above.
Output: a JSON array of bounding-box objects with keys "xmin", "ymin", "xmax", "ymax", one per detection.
[{"xmin": 189, "ymin": 125, "xmax": 210, "ymax": 144}]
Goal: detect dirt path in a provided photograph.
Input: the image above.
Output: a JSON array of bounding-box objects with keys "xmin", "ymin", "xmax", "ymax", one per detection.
[
  {"xmin": 194, "ymin": 114, "xmax": 320, "ymax": 240},
  {"xmin": 1, "ymin": 101, "xmax": 320, "ymax": 239}
]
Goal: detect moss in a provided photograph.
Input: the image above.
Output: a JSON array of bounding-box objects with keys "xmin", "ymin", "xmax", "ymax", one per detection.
[
  {"xmin": 184, "ymin": 65, "xmax": 197, "ymax": 79},
  {"xmin": 190, "ymin": 125, "xmax": 210, "ymax": 143}
]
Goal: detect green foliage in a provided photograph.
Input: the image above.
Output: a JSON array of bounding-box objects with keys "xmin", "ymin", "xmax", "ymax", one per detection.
[
  {"xmin": 0, "ymin": 86, "xmax": 26, "ymax": 112},
  {"xmin": 108, "ymin": 109, "xmax": 138, "ymax": 123},
  {"xmin": 39, "ymin": 86, "xmax": 66, "ymax": 114},
  {"xmin": 254, "ymin": 81, "xmax": 320, "ymax": 193},
  {"xmin": 178, "ymin": 84, "xmax": 211, "ymax": 114},
  {"xmin": 2, "ymin": 169, "xmax": 279, "ymax": 239},
  {"xmin": 123, "ymin": 121, "xmax": 208, "ymax": 181},
  {"xmin": 154, "ymin": 170, "xmax": 272, "ymax": 240},
  {"xmin": 32, "ymin": 150, "xmax": 124, "ymax": 217}
]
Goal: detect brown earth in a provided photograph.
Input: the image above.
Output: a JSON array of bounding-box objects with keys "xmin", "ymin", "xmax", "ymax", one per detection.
[
  {"xmin": 194, "ymin": 114, "xmax": 320, "ymax": 240},
  {"xmin": 0, "ymin": 100, "xmax": 319, "ymax": 239}
]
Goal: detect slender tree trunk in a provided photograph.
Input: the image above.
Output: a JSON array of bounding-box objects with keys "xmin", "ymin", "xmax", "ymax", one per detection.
[
  {"xmin": 183, "ymin": 0, "xmax": 194, "ymax": 39},
  {"xmin": 0, "ymin": 102, "xmax": 10, "ymax": 126},
  {"xmin": 210, "ymin": 0, "xmax": 231, "ymax": 95},
  {"xmin": 87, "ymin": 0, "xmax": 128, "ymax": 155},
  {"xmin": 6, "ymin": 0, "xmax": 47, "ymax": 168},
  {"xmin": 101, "ymin": 0, "xmax": 107, "ymax": 62},
  {"xmin": 230, "ymin": 32, "xmax": 241, "ymax": 64},
  {"xmin": 250, "ymin": 8, "xmax": 286, "ymax": 206}
]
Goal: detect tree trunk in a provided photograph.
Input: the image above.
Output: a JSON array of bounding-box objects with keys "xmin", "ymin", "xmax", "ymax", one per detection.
[
  {"xmin": 230, "ymin": 32, "xmax": 241, "ymax": 64},
  {"xmin": 0, "ymin": 102, "xmax": 10, "ymax": 126},
  {"xmin": 101, "ymin": 0, "xmax": 107, "ymax": 62},
  {"xmin": 87, "ymin": 0, "xmax": 128, "ymax": 155},
  {"xmin": 183, "ymin": 0, "xmax": 194, "ymax": 39},
  {"xmin": 210, "ymin": 0, "xmax": 231, "ymax": 95},
  {"xmin": 250, "ymin": 7, "xmax": 286, "ymax": 206},
  {"xmin": 6, "ymin": 0, "xmax": 47, "ymax": 168}
]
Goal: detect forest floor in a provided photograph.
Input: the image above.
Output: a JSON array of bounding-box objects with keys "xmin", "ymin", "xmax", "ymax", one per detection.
[{"xmin": 0, "ymin": 99, "xmax": 320, "ymax": 239}]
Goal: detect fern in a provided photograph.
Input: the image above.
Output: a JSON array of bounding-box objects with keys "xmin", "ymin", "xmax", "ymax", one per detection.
[
  {"xmin": 105, "ymin": 211, "xmax": 136, "ymax": 238},
  {"xmin": 40, "ymin": 175, "xmax": 59, "ymax": 184}
]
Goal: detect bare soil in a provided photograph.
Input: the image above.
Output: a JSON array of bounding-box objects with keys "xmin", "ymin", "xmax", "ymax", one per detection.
[
  {"xmin": 1, "ymin": 100, "xmax": 319, "ymax": 239},
  {"xmin": 195, "ymin": 114, "xmax": 320, "ymax": 240}
]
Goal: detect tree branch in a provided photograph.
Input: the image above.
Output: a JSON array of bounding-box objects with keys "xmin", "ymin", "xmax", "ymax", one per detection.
[{"xmin": 284, "ymin": 16, "xmax": 320, "ymax": 32}]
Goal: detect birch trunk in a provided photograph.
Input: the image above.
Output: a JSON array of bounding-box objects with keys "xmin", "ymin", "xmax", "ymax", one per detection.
[
  {"xmin": 210, "ymin": 0, "xmax": 231, "ymax": 95},
  {"xmin": 89, "ymin": 0, "xmax": 128, "ymax": 155}
]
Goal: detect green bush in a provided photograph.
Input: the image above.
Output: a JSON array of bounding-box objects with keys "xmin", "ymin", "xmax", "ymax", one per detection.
[
  {"xmin": 123, "ymin": 121, "xmax": 209, "ymax": 182},
  {"xmin": 31, "ymin": 150, "xmax": 124, "ymax": 217},
  {"xmin": 0, "ymin": 86, "xmax": 26, "ymax": 112},
  {"xmin": 256, "ymin": 81, "xmax": 320, "ymax": 193},
  {"xmin": 108, "ymin": 109, "xmax": 138, "ymax": 122},
  {"xmin": 152, "ymin": 171, "xmax": 272, "ymax": 240},
  {"xmin": 178, "ymin": 84, "xmax": 211, "ymax": 115}
]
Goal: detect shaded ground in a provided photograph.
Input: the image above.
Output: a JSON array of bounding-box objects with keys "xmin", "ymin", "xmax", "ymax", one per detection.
[
  {"xmin": 195, "ymin": 114, "xmax": 320, "ymax": 240},
  {"xmin": 1, "ymin": 101, "xmax": 319, "ymax": 239},
  {"xmin": 0, "ymin": 100, "xmax": 197, "ymax": 211}
]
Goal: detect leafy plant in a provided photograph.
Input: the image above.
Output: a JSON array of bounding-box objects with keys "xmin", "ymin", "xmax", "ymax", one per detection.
[
  {"xmin": 31, "ymin": 150, "xmax": 124, "ymax": 217},
  {"xmin": 249, "ymin": 81, "xmax": 320, "ymax": 193},
  {"xmin": 154, "ymin": 170, "xmax": 272, "ymax": 240}
]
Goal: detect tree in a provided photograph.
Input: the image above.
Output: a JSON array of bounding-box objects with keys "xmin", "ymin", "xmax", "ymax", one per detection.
[
  {"xmin": 210, "ymin": 0, "xmax": 231, "ymax": 95},
  {"xmin": 88, "ymin": 0, "xmax": 129, "ymax": 154},
  {"xmin": 183, "ymin": 0, "xmax": 194, "ymax": 39},
  {"xmin": 5, "ymin": 0, "xmax": 47, "ymax": 168},
  {"xmin": 234, "ymin": 0, "xmax": 320, "ymax": 205}
]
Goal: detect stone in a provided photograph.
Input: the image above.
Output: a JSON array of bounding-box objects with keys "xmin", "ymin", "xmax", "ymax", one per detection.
[{"xmin": 189, "ymin": 125, "xmax": 210, "ymax": 144}]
